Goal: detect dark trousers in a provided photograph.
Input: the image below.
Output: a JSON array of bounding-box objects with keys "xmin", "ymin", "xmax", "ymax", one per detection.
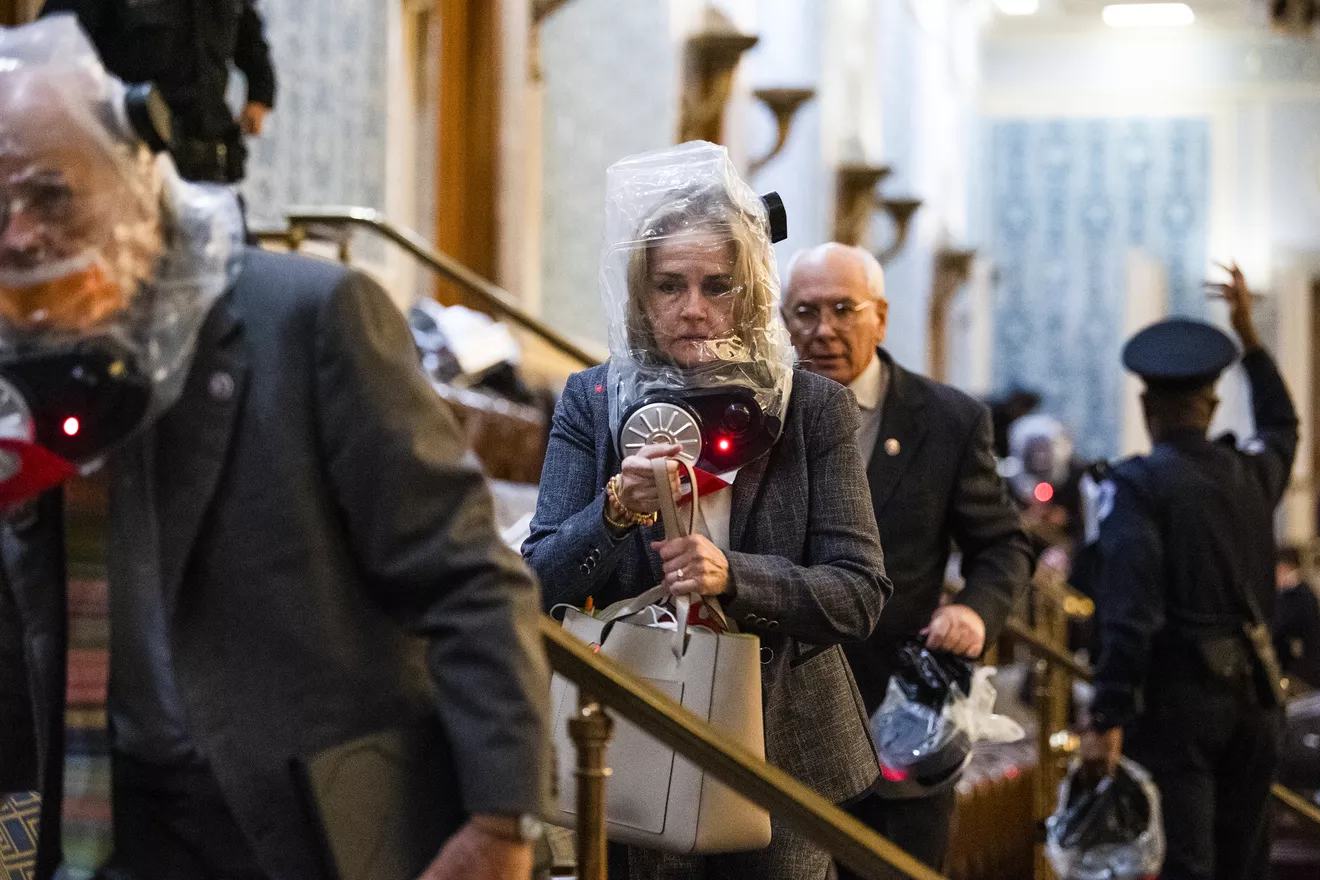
[
  {"xmin": 94, "ymin": 753, "xmax": 268, "ymax": 880},
  {"xmin": 835, "ymin": 786, "xmax": 957, "ymax": 879},
  {"xmin": 1126, "ymin": 674, "xmax": 1281, "ymax": 880}
]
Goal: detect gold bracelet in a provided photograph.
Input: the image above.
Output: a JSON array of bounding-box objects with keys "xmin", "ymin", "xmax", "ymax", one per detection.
[
  {"xmin": 605, "ymin": 474, "xmax": 657, "ymax": 528},
  {"xmin": 602, "ymin": 502, "xmax": 635, "ymax": 531}
]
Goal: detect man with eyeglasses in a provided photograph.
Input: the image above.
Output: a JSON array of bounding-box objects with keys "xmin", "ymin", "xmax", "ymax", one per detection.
[{"xmin": 783, "ymin": 243, "xmax": 1032, "ymax": 875}]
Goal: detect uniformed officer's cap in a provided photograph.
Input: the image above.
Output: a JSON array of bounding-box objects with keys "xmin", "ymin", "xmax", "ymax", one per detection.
[{"xmin": 1121, "ymin": 318, "xmax": 1239, "ymax": 392}]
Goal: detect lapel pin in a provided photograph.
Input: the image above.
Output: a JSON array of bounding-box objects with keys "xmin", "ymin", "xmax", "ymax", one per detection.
[
  {"xmin": 885, "ymin": 438, "xmax": 901, "ymax": 456},
  {"xmin": 209, "ymin": 371, "xmax": 235, "ymax": 402}
]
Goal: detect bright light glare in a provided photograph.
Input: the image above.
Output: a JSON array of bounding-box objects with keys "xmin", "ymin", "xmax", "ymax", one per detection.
[
  {"xmin": 1102, "ymin": 3, "xmax": 1195, "ymax": 27},
  {"xmin": 994, "ymin": 0, "xmax": 1040, "ymax": 14}
]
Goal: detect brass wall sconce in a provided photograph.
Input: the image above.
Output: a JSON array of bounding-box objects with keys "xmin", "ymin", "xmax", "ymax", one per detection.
[
  {"xmin": 833, "ymin": 164, "xmax": 924, "ymax": 266},
  {"xmin": 748, "ymin": 87, "xmax": 816, "ymax": 175},
  {"xmin": 679, "ymin": 11, "xmax": 759, "ymax": 144},
  {"xmin": 1271, "ymin": 0, "xmax": 1317, "ymax": 34},
  {"xmin": 833, "ymin": 163, "xmax": 891, "ymax": 247},
  {"xmin": 875, "ymin": 198, "xmax": 923, "ymax": 265},
  {"xmin": 529, "ymin": 0, "xmax": 574, "ymax": 82},
  {"xmin": 927, "ymin": 247, "xmax": 977, "ymax": 383}
]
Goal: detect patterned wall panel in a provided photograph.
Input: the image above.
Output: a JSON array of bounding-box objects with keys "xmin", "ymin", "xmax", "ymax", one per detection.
[
  {"xmin": 540, "ymin": 0, "xmax": 677, "ymax": 345},
  {"xmin": 985, "ymin": 118, "xmax": 1210, "ymax": 460},
  {"xmin": 239, "ymin": 0, "xmax": 389, "ymax": 231}
]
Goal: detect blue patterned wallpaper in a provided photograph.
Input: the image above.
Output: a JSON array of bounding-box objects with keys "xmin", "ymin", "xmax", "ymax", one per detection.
[
  {"xmin": 986, "ymin": 118, "xmax": 1210, "ymax": 460},
  {"xmin": 238, "ymin": 0, "xmax": 389, "ymax": 230}
]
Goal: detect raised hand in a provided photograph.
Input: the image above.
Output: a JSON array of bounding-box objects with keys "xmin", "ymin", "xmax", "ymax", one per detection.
[{"xmin": 1204, "ymin": 260, "xmax": 1260, "ymax": 351}]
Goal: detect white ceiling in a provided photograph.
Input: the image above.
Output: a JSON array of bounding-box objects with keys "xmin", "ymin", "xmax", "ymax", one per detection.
[{"xmin": 986, "ymin": 0, "xmax": 1263, "ymax": 36}]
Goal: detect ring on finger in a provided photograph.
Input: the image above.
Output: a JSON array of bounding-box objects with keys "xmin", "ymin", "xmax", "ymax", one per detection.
[{"xmin": 675, "ymin": 568, "xmax": 684, "ymax": 581}]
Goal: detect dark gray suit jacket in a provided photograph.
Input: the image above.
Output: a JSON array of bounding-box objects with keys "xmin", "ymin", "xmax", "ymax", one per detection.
[
  {"xmin": 844, "ymin": 349, "xmax": 1033, "ymax": 715},
  {"xmin": 524, "ymin": 364, "xmax": 891, "ymax": 804},
  {"xmin": 0, "ymin": 249, "xmax": 551, "ymax": 877}
]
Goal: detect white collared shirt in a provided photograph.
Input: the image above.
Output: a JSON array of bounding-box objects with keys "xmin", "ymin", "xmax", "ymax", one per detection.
[
  {"xmin": 848, "ymin": 354, "xmax": 889, "ymax": 461},
  {"xmin": 693, "ymin": 470, "xmax": 737, "ymax": 550}
]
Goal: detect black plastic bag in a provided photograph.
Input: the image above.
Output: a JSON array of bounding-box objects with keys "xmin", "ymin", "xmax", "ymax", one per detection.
[{"xmin": 1047, "ymin": 758, "xmax": 1164, "ymax": 879}]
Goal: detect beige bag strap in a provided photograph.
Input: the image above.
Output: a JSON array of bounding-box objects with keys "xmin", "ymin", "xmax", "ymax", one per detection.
[
  {"xmin": 651, "ymin": 458, "xmax": 698, "ymax": 539},
  {"xmin": 652, "ymin": 457, "xmax": 700, "ymax": 662}
]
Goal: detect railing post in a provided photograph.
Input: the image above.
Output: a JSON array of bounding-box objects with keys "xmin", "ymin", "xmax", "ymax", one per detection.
[
  {"xmin": 569, "ymin": 692, "xmax": 613, "ymax": 880},
  {"xmin": 1032, "ymin": 656, "xmax": 1054, "ymax": 880},
  {"xmin": 287, "ymin": 222, "xmax": 306, "ymax": 252}
]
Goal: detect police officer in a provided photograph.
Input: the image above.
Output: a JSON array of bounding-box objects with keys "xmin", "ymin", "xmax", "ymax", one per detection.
[
  {"xmin": 1081, "ymin": 262, "xmax": 1298, "ymax": 880},
  {"xmin": 40, "ymin": 0, "xmax": 276, "ymax": 183}
]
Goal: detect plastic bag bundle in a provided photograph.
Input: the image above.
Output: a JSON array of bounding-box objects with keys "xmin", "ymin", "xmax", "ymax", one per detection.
[
  {"xmin": 598, "ymin": 141, "xmax": 793, "ymax": 463},
  {"xmin": 1046, "ymin": 757, "xmax": 1165, "ymax": 880},
  {"xmin": 870, "ymin": 642, "xmax": 1024, "ymax": 788}
]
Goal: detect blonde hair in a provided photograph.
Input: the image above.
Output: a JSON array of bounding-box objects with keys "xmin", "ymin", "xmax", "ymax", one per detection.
[{"xmin": 624, "ymin": 185, "xmax": 779, "ymax": 364}]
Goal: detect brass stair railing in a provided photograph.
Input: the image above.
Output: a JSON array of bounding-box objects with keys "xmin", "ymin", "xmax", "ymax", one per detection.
[
  {"xmin": 253, "ymin": 206, "xmax": 604, "ymax": 369},
  {"xmin": 541, "ymin": 616, "xmax": 948, "ymax": 880}
]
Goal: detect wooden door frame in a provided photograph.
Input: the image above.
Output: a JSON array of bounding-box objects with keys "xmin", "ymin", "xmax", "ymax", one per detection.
[
  {"xmin": 434, "ymin": 0, "xmax": 501, "ymax": 307},
  {"xmin": 1311, "ymin": 277, "xmax": 1320, "ymax": 537},
  {"xmin": 1, "ymin": 1, "xmax": 40, "ymax": 25}
]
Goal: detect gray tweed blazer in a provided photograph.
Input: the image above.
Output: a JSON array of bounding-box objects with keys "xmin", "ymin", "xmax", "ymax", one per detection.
[{"xmin": 524, "ymin": 364, "xmax": 891, "ymax": 804}]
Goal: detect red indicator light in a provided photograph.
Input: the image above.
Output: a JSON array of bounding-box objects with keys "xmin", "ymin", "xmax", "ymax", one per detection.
[
  {"xmin": 62, "ymin": 417, "xmax": 80, "ymax": 437},
  {"xmin": 1034, "ymin": 482, "xmax": 1054, "ymax": 503},
  {"xmin": 880, "ymin": 764, "xmax": 908, "ymax": 782},
  {"xmin": 717, "ymin": 438, "xmax": 731, "ymax": 452}
]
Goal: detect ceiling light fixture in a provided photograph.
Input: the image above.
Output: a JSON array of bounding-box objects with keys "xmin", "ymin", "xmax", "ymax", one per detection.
[
  {"xmin": 995, "ymin": 0, "xmax": 1041, "ymax": 14},
  {"xmin": 1102, "ymin": 3, "xmax": 1196, "ymax": 27}
]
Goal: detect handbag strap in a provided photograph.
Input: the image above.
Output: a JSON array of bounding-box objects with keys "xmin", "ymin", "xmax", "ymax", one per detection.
[
  {"xmin": 592, "ymin": 585, "xmax": 671, "ymax": 624},
  {"xmin": 652, "ymin": 457, "xmax": 700, "ymax": 661},
  {"xmin": 652, "ymin": 458, "xmax": 698, "ymax": 538}
]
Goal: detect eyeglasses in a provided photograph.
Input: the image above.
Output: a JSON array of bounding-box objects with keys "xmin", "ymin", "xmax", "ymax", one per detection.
[
  {"xmin": 0, "ymin": 170, "xmax": 75, "ymax": 237},
  {"xmin": 784, "ymin": 300, "xmax": 875, "ymax": 333}
]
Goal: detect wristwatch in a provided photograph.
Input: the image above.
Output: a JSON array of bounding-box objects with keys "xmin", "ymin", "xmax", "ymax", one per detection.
[{"xmin": 473, "ymin": 813, "xmax": 544, "ymax": 843}]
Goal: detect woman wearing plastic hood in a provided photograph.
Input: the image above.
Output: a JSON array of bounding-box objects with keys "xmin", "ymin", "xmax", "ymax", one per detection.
[{"xmin": 525, "ymin": 142, "xmax": 891, "ymax": 879}]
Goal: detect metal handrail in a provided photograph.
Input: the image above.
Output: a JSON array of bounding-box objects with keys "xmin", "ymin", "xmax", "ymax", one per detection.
[
  {"xmin": 1004, "ymin": 616, "xmax": 1094, "ymax": 682},
  {"xmin": 276, "ymin": 206, "xmax": 604, "ymax": 369},
  {"xmin": 1003, "ymin": 615, "xmax": 1320, "ymax": 830},
  {"xmin": 540, "ymin": 617, "xmax": 947, "ymax": 880}
]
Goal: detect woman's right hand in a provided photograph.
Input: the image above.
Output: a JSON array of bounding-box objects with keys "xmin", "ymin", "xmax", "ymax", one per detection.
[{"xmin": 614, "ymin": 443, "xmax": 683, "ymax": 516}]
